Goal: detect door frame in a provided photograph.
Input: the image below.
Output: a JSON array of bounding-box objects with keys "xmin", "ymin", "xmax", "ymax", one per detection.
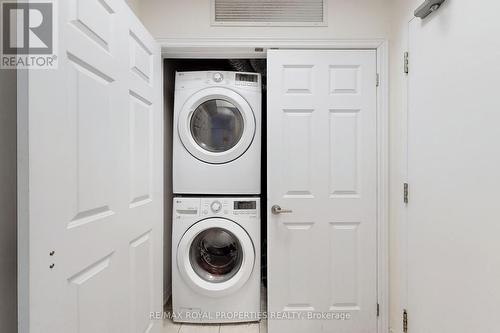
[{"xmin": 159, "ymin": 38, "xmax": 389, "ymax": 333}]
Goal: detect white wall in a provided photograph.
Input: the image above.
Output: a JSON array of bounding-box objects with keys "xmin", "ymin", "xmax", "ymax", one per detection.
[
  {"xmin": 0, "ymin": 69, "xmax": 18, "ymax": 333},
  {"xmin": 139, "ymin": 0, "xmax": 392, "ymax": 40},
  {"xmin": 125, "ymin": 0, "xmax": 141, "ymax": 15}
]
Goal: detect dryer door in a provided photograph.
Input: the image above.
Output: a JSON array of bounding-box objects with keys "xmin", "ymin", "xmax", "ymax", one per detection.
[
  {"xmin": 178, "ymin": 87, "xmax": 256, "ymax": 164},
  {"xmin": 177, "ymin": 218, "xmax": 255, "ymax": 297}
]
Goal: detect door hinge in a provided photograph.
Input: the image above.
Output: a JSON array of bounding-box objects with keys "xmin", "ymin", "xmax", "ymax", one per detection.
[
  {"xmin": 404, "ymin": 183, "xmax": 409, "ymax": 204},
  {"xmin": 376, "ymin": 73, "xmax": 380, "ymax": 87},
  {"xmin": 404, "ymin": 52, "xmax": 409, "ymax": 74},
  {"xmin": 376, "ymin": 303, "xmax": 380, "ymax": 317},
  {"xmin": 403, "ymin": 309, "xmax": 408, "ymax": 333}
]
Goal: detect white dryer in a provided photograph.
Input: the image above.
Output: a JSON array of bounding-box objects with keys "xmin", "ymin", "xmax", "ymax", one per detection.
[
  {"xmin": 173, "ymin": 71, "xmax": 261, "ymax": 195},
  {"xmin": 172, "ymin": 197, "xmax": 261, "ymax": 323}
]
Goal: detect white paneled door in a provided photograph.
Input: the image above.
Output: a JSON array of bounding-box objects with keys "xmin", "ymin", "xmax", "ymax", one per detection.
[
  {"xmin": 18, "ymin": 1, "xmax": 163, "ymax": 332},
  {"xmin": 267, "ymin": 50, "xmax": 378, "ymax": 333}
]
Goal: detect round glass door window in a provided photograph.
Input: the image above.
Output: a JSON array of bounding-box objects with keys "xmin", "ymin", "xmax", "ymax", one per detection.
[
  {"xmin": 190, "ymin": 99, "xmax": 244, "ymax": 153},
  {"xmin": 189, "ymin": 227, "xmax": 243, "ymax": 283}
]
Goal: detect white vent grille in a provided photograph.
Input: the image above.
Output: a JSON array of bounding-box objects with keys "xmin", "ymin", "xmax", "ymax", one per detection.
[{"xmin": 212, "ymin": 0, "xmax": 327, "ymax": 26}]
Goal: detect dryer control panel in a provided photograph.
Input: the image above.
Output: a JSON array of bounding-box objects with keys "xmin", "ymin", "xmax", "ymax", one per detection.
[
  {"xmin": 235, "ymin": 73, "xmax": 259, "ymax": 87},
  {"xmin": 175, "ymin": 71, "xmax": 261, "ymax": 91}
]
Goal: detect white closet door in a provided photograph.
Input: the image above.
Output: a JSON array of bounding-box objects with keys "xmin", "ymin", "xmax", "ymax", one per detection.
[
  {"xmin": 267, "ymin": 50, "xmax": 378, "ymax": 333},
  {"xmin": 17, "ymin": 1, "xmax": 163, "ymax": 332}
]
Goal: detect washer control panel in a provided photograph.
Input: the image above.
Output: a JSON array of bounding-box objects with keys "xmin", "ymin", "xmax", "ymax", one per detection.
[
  {"xmin": 210, "ymin": 200, "xmax": 222, "ymax": 213},
  {"xmin": 174, "ymin": 197, "xmax": 259, "ymax": 218},
  {"xmin": 201, "ymin": 198, "xmax": 259, "ymax": 217},
  {"xmin": 212, "ymin": 72, "xmax": 224, "ymax": 83},
  {"xmin": 173, "ymin": 197, "xmax": 200, "ymax": 218}
]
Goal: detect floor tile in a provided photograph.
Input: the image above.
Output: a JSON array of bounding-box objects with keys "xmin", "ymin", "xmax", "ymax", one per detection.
[
  {"xmin": 259, "ymin": 320, "xmax": 267, "ymax": 333},
  {"xmin": 164, "ymin": 285, "xmax": 268, "ymax": 333},
  {"xmin": 162, "ymin": 318, "xmax": 182, "ymax": 333},
  {"xmin": 178, "ymin": 323, "xmax": 220, "ymax": 333},
  {"xmin": 219, "ymin": 322, "xmax": 259, "ymax": 333}
]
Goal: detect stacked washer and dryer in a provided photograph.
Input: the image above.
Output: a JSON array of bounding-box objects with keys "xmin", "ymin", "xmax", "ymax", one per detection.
[{"xmin": 172, "ymin": 71, "xmax": 262, "ymax": 323}]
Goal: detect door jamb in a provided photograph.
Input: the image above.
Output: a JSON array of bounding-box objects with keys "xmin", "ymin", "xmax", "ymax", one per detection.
[{"xmin": 159, "ymin": 38, "xmax": 390, "ymax": 333}]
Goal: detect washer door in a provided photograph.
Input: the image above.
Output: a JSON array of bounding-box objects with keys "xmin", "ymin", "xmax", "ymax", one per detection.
[
  {"xmin": 177, "ymin": 218, "xmax": 255, "ymax": 297},
  {"xmin": 178, "ymin": 87, "xmax": 256, "ymax": 164}
]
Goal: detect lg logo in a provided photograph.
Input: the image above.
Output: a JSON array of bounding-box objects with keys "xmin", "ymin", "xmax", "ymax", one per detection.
[{"xmin": 2, "ymin": 1, "xmax": 53, "ymax": 54}]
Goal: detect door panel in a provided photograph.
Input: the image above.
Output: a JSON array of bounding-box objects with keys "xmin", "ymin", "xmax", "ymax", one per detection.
[
  {"xmin": 68, "ymin": 254, "xmax": 114, "ymax": 333},
  {"xmin": 282, "ymin": 109, "xmax": 314, "ymax": 196},
  {"xmin": 69, "ymin": 0, "xmax": 114, "ymax": 52},
  {"xmin": 329, "ymin": 222, "xmax": 360, "ymax": 310},
  {"xmin": 329, "ymin": 110, "xmax": 360, "ymax": 196},
  {"xmin": 282, "ymin": 222, "xmax": 316, "ymax": 310},
  {"xmin": 18, "ymin": 0, "xmax": 163, "ymax": 332},
  {"xmin": 267, "ymin": 50, "xmax": 377, "ymax": 333},
  {"xmin": 129, "ymin": 94, "xmax": 153, "ymax": 207},
  {"xmin": 130, "ymin": 231, "xmax": 155, "ymax": 333}
]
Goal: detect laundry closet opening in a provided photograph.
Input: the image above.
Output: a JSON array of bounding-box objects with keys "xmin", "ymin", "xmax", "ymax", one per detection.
[
  {"xmin": 162, "ymin": 48, "xmax": 386, "ymax": 332},
  {"xmin": 163, "ymin": 58, "xmax": 268, "ymax": 302}
]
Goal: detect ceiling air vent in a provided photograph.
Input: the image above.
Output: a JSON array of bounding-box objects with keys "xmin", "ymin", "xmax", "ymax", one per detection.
[{"xmin": 211, "ymin": 0, "xmax": 327, "ymax": 26}]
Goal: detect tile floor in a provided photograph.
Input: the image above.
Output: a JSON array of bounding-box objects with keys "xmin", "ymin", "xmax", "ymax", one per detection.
[{"xmin": 162, "ymin": 288, "xmax": 267, "ymax": 333}]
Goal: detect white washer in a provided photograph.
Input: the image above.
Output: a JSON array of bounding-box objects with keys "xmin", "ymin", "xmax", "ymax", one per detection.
[
  {"xmin": 172, "ymin": 197, "xmax": 261, "ymax": 323},
  {"xmin": 173, "ymin": 71, "xmax": 262, "ymax": 195}
]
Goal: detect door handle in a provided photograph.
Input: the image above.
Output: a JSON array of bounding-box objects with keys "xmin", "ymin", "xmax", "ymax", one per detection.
[{"xmin": 271, "ymin": 205, "xmax": 293, "ymax": 215}]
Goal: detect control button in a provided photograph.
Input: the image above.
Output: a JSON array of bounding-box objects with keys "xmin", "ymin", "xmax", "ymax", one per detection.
[
  {"xmin": 211, "ymin": 201, "xmax": 222, "ymax": 213},
  {"xmin": 203, "ymin": 210, "xmax": 208, "ymax": 215},
  {"xmin": 213, "ymin": 72, "xmax": 224, "ymax": 83}
]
